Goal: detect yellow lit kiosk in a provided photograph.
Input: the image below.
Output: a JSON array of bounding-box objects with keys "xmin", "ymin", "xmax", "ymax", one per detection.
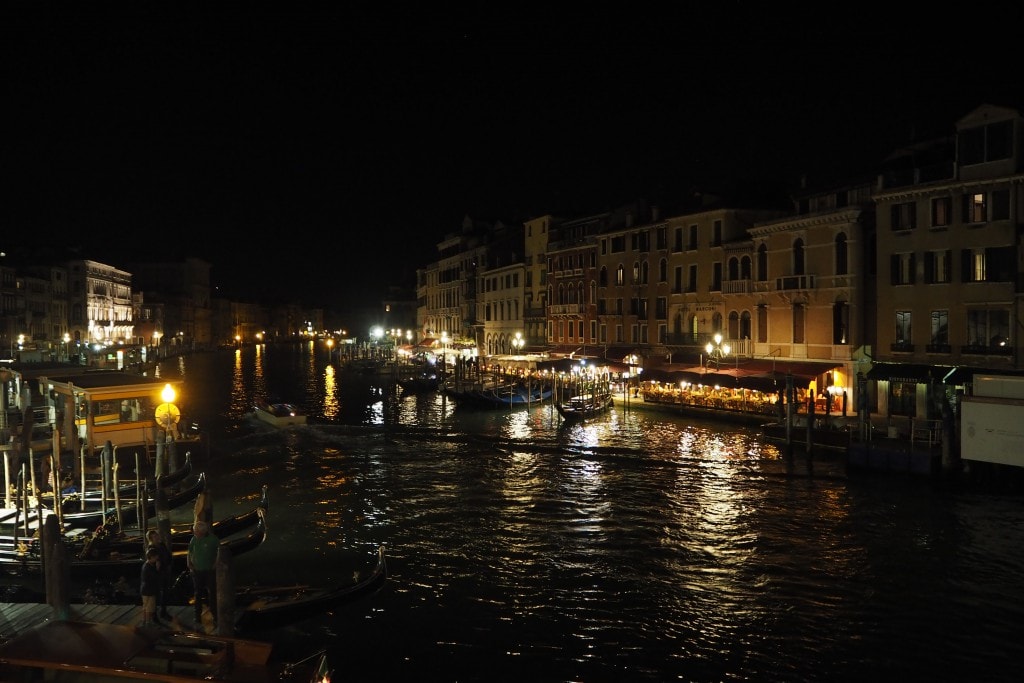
[{"xmin": 39, "ymin": 372, "xmax": 193, "ymax": 481}]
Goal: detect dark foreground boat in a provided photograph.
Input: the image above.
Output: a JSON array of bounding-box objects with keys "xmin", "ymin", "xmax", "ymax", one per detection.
[
  {"xmin": 556, "ymin": 391, "xmax": 614, "ymax": 421},
  {"xmin": 0, "ymin": 505, "xmax": 268, "ymax": 580},
  {"xmin": 0, "ymin": 619, "xmax": 331, "ymax": 682},
  {"xmin": 235, "ymin": 544, "xmax": 387, "ymax": 632}
]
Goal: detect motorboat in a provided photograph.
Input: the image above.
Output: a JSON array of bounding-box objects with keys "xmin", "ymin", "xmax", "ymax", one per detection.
[{"xmin": 254, "ymin": 401, "xmax": 307, "ymax": 427}]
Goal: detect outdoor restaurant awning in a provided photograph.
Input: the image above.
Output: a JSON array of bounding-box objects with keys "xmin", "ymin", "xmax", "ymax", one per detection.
[
  {"xmin": 865, "ymin": 363, "xmax": 945, "ymax": 384},
  {"xmin": 641, "ymin": 360, "xmax": 836, "ymax": 392}
]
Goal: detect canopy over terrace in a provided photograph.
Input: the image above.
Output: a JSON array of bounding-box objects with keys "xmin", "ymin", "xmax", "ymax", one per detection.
[
  {"xmin": 536, "ymin": 356, "xmax": 630, "ymax": 375},
  {"xmin": 643, "ymin": 360, "xmax": 839, "ymax": 393}
]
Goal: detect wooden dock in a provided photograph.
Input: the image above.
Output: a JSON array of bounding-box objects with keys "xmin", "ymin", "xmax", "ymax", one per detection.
[{"xmin": 0, "ymin": 601, "xmax": 214, "ymax": 645}]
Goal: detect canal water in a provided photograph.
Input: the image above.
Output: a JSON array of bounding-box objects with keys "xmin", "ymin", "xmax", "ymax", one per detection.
[{"xmin": 148, "ymin": 343, "xmax": 1023, "ymax": 682}]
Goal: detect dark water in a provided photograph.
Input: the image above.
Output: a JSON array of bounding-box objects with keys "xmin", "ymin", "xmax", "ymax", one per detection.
[{"xmin": 150, "ymin": 343, "xmax": 1024, "ymax": 682}]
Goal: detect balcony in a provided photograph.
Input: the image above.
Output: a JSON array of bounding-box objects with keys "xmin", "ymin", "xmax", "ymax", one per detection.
[
  {"xmin": 775, "ymin": 275, "xmax": 816, "ymax": 291},
  {"xmin": 549, "ymin": 304, "xmax": 585, "ymax": 315},
  {"xmin": 722, "ymin": 280, "xmax": 751, "ymax": 294}
]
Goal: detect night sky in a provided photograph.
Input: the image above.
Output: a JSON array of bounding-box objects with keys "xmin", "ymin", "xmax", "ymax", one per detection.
[{"xmin": 5, "ymin": 5, "xmax": 1021, "ymax": 330}]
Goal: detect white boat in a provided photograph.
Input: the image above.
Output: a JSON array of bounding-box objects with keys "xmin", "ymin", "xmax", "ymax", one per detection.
[{"xmin": 254, "ymin": 402, "xmax": 307, "ymax": 427}]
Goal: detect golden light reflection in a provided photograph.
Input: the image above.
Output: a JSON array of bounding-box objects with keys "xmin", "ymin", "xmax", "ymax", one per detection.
[{"xmin": 321, "ymin": 365, "xmax": 339, "ymax": 420}]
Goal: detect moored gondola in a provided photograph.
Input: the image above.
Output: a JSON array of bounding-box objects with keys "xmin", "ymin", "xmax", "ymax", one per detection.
[{"xmin": 234, "ymin": 543, "xmax": 387, "ymax": 631}]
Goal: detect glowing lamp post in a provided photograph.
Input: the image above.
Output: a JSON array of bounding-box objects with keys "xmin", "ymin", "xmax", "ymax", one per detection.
[
  {"xmin": 511, "ymin": 331, "xmax": 524, "ymax": 356},
  {"xmin": 154, "ymin": 383, "xmax": 180, "ymax": 477},
  {"xmin": 704, "ymin": 333, "xmax": 731, "ymax": 372}
]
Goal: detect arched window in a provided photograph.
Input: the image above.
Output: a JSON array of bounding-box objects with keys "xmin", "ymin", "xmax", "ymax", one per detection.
[
  {"xmin": 728, "ymin": 310, "xmax": 739, "ymax": 339},
  {"xmin": 741, "ymin": 255, "xmax": 752, "ymax": 280},
  {"xmin": 616, "ymin": 265, "xmax": 625, "ymax": 286},
  {"xmin": 641, "ymin": 261, "xmax": 649, "ymax": 285},
  {"xmin": 757, "ymin": 244, "xmax": 768, "ymax": 281},
  {"xmin": 740, "ymin": 310, "xmax": 751, "ymax": 340},
  {"xmin": 659, "ymin": 258, "xmax": 667, "ymax": 282},
  {"xmin": 724, "ymin": 255, "xmax": 741, "ymax": 280},
  {"xmin": 794, "ymin": 238, "xmax": 805, "ymax": 275},
  {"xmin": 599, "ymin": 266, "xmax": 608, "ymax": 287}
]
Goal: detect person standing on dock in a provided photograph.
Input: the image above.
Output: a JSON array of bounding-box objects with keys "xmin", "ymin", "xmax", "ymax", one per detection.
[
  {"xmin": 140, "ymin": 547, "xmax": 161, "ymax": 626},
  {"xmin": 146, "ymin": 529, "xmax": 173, "ymax": 620},
  {"xmin": 186, "ymin": 519, "xmax": 219, "ymax": 627}
]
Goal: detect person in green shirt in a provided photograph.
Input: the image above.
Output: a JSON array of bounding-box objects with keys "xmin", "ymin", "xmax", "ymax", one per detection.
[{"xmin": 186, "ymin": 519, "xmax": 219, "ymax": 626}]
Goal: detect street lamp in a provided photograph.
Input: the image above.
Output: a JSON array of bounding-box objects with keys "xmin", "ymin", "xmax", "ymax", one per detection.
[
  {"xmin": 705, "ymin": 333, "xmax": 730, "ymax": 372},
  {"xmin": 511, "ymin": 331, "xmax": 524, "ymax": 355},
  {"xmin": 154, "ymin": 383, "xmax": 180, "ymax": 477}
]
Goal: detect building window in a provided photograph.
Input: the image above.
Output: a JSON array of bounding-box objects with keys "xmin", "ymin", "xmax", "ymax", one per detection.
[
  {"xmin": 659, "ymin": 258, "xmax": 667, "ymax": 283},
  {"xmin": 712, "ymin": 220, "xmax": 722, "ymax": 247},
  {"xmin": 963, "ymin": 192, "xmax": 987, "ymax": 223},
  {"xmin": 793, "ymin": 238, "xmax": 805, "ymax": 275},
  {"xmin": 740, "ymin": 310, "xmax": 751, "ymax": 340},
  {"xmin": 835, "ymin": 232, "xmax": 848, "ymax": 275},
  {"xmin": 792, "ymin": 304, "xmax": 805, "ymax": 344},
  {"xmin": 711, "ymin": 262, "xmax": 722, "ymax": 292},
  {"xmin": 925, "ymin": 250, "xmax": 950, "ymax": 284},
  {"xmin": 966, "ymin": 309, "xmax": 1010, "ymax": 349},
  {"xmin": 656, "ymin": 297, "xmax": 667, "ymax": 320},
  {"xmin": 658, "ymin": 323, "xmax": 667, "ymax": 343},
  {"xmin": 687, "ymin": 225, "xmax": 698, "ymax": 250},
  {"xmin": 931, "ymin": 196, "xmax": 952, "ymax": 227},
  {"xmin": 757, "ymin": 243, "xmax": 768, "ymax": 281},
  {"xmin": 832, "ymin": 302, "xmax": 849, "ymax": 344},
  {"xmin": 891, "ymin": 202, "xmax": 917, "ymax": 231},
  {"xmin": 673, "ymin": 227, "xmax": 683, "ymax": 252},
  {"xmin": 616, "ymin": 265, "xmax": 625, "ymax": 286},
  {"xmin": 673, "ymin": 266, "xmax": 682, "ymax": 293},
  {"xmin": 960, "ymin": 245, "xmax": 1013, "ymax": 283},
  {"xmin": 656, "ymin": 226, "xmax": 667, "ymax": 250},
  {"xmin": 891, "ymin": 252, "xmax": 916, "ymax": 285},
  {"xmin": 590, "ymin": 320, "xmax": 597, "ymax": 342},
  {"xmin": 895, "ymin": 310, "xmax": 912, "ymax": 344},
  {"xmin": 930, "ymin": 310, "xmax": 949, "ymax": 347},
  {"xmin": 991, "ymin": 189, "xmax": 1010, "ymax": 221},
  {"xmin": 687, "ymin": 265, "xmax": 698, "ymax": 293}
]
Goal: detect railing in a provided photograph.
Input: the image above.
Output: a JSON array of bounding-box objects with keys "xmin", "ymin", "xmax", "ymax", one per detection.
[
  {"xmin": 548, "ymin": 304, "xmax": 585, "ymax": 315},
  {"xmin": 722, "ymin": 280, "xmax": 751, "ymax": 294},
  {"xmin": 775, "ymin": 275, "xmax": 816, "ymax": 291}
]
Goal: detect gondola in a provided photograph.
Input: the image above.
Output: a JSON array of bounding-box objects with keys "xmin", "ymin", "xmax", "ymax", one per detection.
[
  {"xmin": 0, "ymin": 454, "xmax": 193, "ymax": 528},
  {"xmin": 234, "ymin": 544, "xmax": 387, "ymax": 631},
  {"xmin": 0, "ymin": 505, "xmax": 268, "ymax": 580},
  {"xmin": 41, "ymin": 452, "xmax": 194, "ymax": 512},
  {"xmin": 94, "ymin": 484, "xmax": 269, "ymax": 555},
  {"xmin": 555, "ymin": 391, "xmax": 614, "ymax": 421},
  {"xmin": 1, "ymin": 472, "xmax": 207, "ymax": 535}
]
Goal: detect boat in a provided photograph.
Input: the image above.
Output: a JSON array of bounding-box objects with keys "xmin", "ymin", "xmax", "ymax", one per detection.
[
  {"xmin": 444, "ymin": 380, "xmax": 552, "ymax": 409},
  {"xmin": 0, "ymin": 504, "xmax": 268, "ymax": 579},
  {"xmin": 760, "ymin": 419, "xmax": 853, "ymax": 450},
  {"xmin": 37, "ymin": 451, "xmax": 194, "ymax": 513},
  {"xmin": 0, "ymin": 453, "xmax": 193, "ymax": 526},
  {"xmin": 235, "ymin": 544, "xmax": 387, "ymax": 632},
  {"xmin": 0, "ymin": 618, "xmax": 331, "ymax": 682},
  {"xmin": 398, "ymin": 366, "xmax": 440, "ymax": 392},
  {"xmin": 1, "ymin": 471, "xmax": 207, "ymax": 534},
  {"xmin": 254, "ymin": 401, "xmax": 307, "ymax": 427},
  {"xmin": 76, "ymin": 484, "xmax": 270, "ymax": 557},
  {"xmin": 556, "ymin": 391, "xmax": 614, "ymax": 421}
]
